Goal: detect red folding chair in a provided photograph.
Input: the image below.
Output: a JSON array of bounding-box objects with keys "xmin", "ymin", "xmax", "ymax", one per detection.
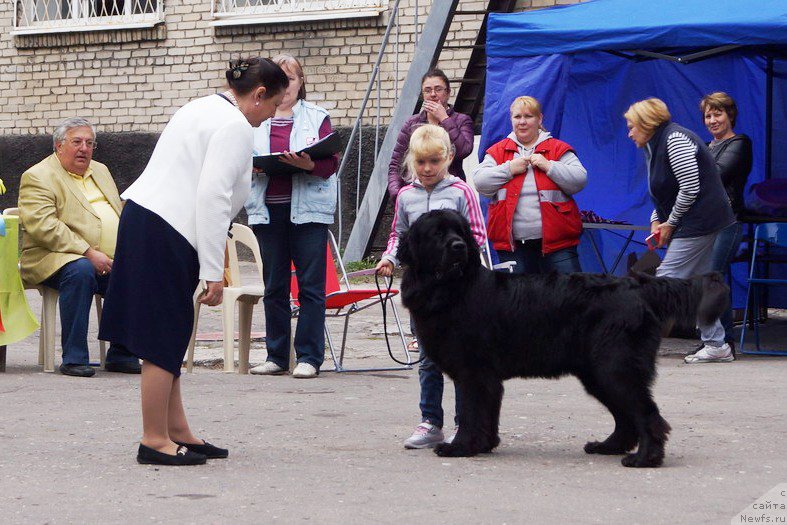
[{"xmin": 290, "ymin": 231, "xmax": 413, "ymax": 372}]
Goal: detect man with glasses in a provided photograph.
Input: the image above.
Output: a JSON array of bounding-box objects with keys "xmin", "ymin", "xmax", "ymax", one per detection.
[{"xmin": 18, "ymin": 117, "xmax": 140, "ymax": 377}]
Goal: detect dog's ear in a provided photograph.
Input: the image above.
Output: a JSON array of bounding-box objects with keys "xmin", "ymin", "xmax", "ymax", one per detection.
[{"xmin": 397, "ymin": 229, "xmax": 413, "ymax": 267}]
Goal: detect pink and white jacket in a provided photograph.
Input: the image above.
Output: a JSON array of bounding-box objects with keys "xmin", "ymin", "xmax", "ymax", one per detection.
[{"xmin": 382, "ymin": 175, "xmax": 487, "ymax": 266}]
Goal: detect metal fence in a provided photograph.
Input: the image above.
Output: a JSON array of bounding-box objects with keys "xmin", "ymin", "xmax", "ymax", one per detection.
[
  {"xmin": 14, "ymin": 0, "xmax": 162, "ymax": 30},
  {"xmin": 211, "ymin": 0, "xmax": 387, "ymax": 17},
  {"xmin": 334, "ymin": 0, "xmax": 421, "ymax": 247}
]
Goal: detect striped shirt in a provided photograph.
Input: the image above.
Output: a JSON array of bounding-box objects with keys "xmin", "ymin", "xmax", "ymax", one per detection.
[{"xmin": 650, "ymin": 131, "xmax": 700, "ymax": 225}]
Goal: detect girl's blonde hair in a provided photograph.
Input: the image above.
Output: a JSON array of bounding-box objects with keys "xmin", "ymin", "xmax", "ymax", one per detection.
[
  {"xmin": 404, "ymin": 124, "xmax": 453, "ymax": 182},
  {"xmin": 624, "ymin": 98, "xmax": 671, "ymax": 133}
]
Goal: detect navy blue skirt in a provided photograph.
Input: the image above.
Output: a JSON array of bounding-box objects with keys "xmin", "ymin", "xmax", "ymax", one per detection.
[{"xmin": 99, "ymin": 200, "xmax": 199, "ymax": 377}]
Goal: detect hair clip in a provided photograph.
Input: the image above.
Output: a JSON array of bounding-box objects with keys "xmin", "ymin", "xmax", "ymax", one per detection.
[{"xmin": 230, "ymin": 61, "xmax": 250, "ymax": 79}]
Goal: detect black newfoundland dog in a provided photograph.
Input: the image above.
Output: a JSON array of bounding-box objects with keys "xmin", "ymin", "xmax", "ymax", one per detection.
[{"xmin": 398, "ymin": 210, "xmax": 728, "ymax": 468}]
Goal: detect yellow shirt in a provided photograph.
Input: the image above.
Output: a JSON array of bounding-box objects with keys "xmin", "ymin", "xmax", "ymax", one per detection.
[{"xmin": 67, "ymin": 169, "xmax": 120, "ymax": 258}]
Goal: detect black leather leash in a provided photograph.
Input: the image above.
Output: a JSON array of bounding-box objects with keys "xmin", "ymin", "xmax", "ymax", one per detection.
[{"xmin": 374, "ymin": 273, "xmax": 425, "ymax": 366}]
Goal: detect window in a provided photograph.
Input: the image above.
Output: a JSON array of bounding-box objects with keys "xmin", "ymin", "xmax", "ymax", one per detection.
[
  {"xmin": 13, "ymin": 0, "xmax": 163, "ymax": 34},
  {"xmin": 210, "ymin": 0, "xmax": 388, "ymax": 27}
]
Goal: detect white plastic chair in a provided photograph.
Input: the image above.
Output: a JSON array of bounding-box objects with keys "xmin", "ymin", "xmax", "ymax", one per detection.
[
  {"xmin": 186, "ymin": 223, "xmax": 264, "ymax": 373},
  {"xmin": 3, "ymin": 207, "xmax": 106, "ymax": 372}
]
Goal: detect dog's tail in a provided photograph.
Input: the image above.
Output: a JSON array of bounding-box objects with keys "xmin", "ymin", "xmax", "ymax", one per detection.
[{"xmin": 630, "ymin": 271, "xmax": 729, "ymax": 330}]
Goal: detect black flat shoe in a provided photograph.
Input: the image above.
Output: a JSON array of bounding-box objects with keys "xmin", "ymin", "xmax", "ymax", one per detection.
[
  {"xmin": 59, "ymin": 364, "xmax": 95, "ymax": 377},
  {"xmin": 175, "ymin": 440, "xmax": 229, "ymax": 459},
  {"xmin": 137, "ymin": 444, "xmax": 207, "ymax": 466},
  {"xmin": 104, "ymin": 361, "xmax": 142, "ymax": 374}
]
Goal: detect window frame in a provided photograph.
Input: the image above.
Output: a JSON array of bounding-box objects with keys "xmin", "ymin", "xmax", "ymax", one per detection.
[
  {"xmin": 209, "ymin": 0, "xmax": 388, "ymax": 27},
  {"xmin": 12, "ymin": 0, "xmax": 164, "ymax": 36}
]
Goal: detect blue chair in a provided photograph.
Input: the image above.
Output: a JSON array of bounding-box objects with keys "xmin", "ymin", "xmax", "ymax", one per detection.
[{"xmin": 739, "ymin": 223, "xmax": 787, "ymax": 356}]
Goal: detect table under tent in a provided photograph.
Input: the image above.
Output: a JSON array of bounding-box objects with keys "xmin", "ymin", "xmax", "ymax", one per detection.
[{"xmin": 481, "ymin": 0, "xmax": 787, "ymax": 309}]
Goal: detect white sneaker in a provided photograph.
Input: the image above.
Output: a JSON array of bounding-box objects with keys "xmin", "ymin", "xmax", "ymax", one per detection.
[
  {"xmin": 403, "ymin": 423, "xmax": 444, "ymax": 449},
  {"xmin": 292, "ymin": 362, "xmax": 318, "ymax": 378},
  {"xmin": 249, "ymin": 361, "xmax": 287, "ymax": 375},
  {"xmin": 684, "ymin": 343, "xmax": 734, "ymax": 364}
]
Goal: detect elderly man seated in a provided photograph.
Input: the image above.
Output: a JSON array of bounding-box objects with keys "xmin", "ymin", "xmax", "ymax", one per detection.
[{"xmin": 18, "ymin": 117, "xmax": 140, "ymax": 377}]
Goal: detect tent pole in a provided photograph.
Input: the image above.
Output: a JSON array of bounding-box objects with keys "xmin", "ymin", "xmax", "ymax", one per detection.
[
  {"xmin": 609, "ymin": 45, "xmax": 742, "ymax": 64},
  {"xmin": 766, "ymin": 56, "xmax": 773, "ymax": 180}
]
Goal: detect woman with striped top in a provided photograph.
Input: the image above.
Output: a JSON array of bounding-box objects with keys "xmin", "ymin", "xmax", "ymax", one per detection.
[{"xmin": 625, "ymin": 98, "xmax": 735, "ymax": 364}]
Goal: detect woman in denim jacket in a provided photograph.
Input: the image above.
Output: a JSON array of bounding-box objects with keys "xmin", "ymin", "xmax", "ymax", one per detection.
[{"xmin": 246, "ymin": 55, "xmax": 338, "ymax": 379}]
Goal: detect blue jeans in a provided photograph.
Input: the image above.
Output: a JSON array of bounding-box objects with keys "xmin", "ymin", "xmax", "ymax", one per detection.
[
  {"xmin": 710, "ymin": 222, "xmax": 743, "ymax": 343},
  {"xmin": 656, "ymin": 232, "xmax": 726, "ymax": 346},
  {"xmin": 498, "ymin": 240, "xmax": 582, "ymax": 275},
  {"xmin": 253, "ymin": 204, "xmax": 327, "ymax": 370},
  {"xmin": 414, "ymin": 318, "xmax": 462, "ymax": 429},
  {"xmin": 42, "ymin": 258, "xmax": 137, "ymax": 366}
]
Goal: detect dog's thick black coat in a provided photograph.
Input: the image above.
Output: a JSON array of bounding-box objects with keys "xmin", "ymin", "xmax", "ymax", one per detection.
[{"xmin": 398, "ymin": 210, "xmax": 728, "ymax": 468}]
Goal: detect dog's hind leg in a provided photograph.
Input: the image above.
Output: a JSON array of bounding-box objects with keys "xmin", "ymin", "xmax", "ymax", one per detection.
[
  {"xmin": 621, "ymin": 398, "xmax": 671, "ymax": 468},
  {"xmin": 435, "ymin": 377, "xmax": 502, "ymax": 457},
  {"xmin": 579, "ymin": 375, "xmax": 638, "ymax": 455},
  {"xmin": 480, "ymin": 382, "xmax": 503, "ymax": 453},
  {"xmin": 584, "ymin": 411, "xmax": 638, "ymax": 455}
]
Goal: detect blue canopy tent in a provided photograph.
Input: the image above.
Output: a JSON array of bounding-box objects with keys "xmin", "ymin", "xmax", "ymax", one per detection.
[{"xmin": 482, "ymin": 0, "xmax": 787, "ymax": 308}]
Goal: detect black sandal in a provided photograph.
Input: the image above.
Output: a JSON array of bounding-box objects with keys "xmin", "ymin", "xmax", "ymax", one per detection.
[
  {"xmin": 137, "ymin": 444, "xmax": 207, "ymax": 466},
  {"xmin": 175, "ymin": 440, "xmax": 229, "ymax": 459}
]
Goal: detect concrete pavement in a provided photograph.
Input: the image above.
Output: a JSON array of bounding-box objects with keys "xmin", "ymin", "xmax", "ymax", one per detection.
[{"xmin": 0, "ymin": 265, "xmax": 785, "ymax": 524}]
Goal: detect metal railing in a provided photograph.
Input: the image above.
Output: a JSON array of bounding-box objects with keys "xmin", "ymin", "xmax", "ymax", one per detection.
[
  {"xmin": 335, "ymin": 0, "xmax": 421, "ymax": 247},
  {"xmin": 212, "ymin": 0, "xmax": 386, "ymax": 17},
  {"xmin": 14, "ymin": 0, "xmax": 162, "ymax": 31}
]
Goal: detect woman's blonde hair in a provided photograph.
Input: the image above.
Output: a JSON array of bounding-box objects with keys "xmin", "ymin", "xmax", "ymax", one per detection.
[
  {"xmin": 624, "ymin": 98, "xmax": 671, "ymax": 133},
  {"xmin": 700, "ymin": 91, "xmax": 738, "ymax": 128},
  {"xmin": 510, "ymin": 96, "xmax": 547, "ymax": 131},
  {"xmin": 404, "ymin": 124, "xmax": 453, "ymax": 181}
]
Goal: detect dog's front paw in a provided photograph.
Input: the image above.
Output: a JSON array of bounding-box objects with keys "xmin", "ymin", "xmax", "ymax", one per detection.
[{"xmin": 434, "ymin": 442, "xmax": 478, "ymax": 457}]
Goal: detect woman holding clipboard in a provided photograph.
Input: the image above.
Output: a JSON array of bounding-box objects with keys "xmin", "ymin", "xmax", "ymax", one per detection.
[{"xmin": 246, "ymin": 55, "xmax": 339, "ymax": 379}]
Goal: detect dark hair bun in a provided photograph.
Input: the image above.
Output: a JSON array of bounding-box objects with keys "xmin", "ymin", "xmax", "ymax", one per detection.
[{"xmin": 225, "ymin": 57, "xmax": 289, "ymax": 98}]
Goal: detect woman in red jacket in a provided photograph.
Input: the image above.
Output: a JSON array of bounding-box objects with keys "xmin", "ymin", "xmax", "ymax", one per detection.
[{"xmin": 474, "ymin": 96, "xmax": 587, "ymax": 274}]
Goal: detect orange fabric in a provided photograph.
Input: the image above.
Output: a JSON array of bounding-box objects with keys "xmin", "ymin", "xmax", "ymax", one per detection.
[{"xmin": 223, "ymin": 246, "xmax": 232, "ymax": 287}]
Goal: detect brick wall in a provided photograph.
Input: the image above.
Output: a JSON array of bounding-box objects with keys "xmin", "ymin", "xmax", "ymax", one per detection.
[
  {"xmin": 0, "ymin": 0, "xmax": 583, "ymax": 250},
  {"xmin": 0, "ymin": 0, "xmax": 582, "ymax": 135}
]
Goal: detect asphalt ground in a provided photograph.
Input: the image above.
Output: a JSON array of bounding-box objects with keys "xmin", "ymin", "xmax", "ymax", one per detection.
[{"xmin": 1, "ymin": 267, "xmax": 785, "ymax": 524}]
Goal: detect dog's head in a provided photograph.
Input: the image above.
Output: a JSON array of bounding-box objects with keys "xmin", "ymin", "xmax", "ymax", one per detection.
[{"xmin": 398, "ymin": 209, "xmax": 481, "ymax": 280}]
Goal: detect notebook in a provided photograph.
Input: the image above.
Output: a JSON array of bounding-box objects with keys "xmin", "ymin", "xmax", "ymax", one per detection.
[{"xmin": 252, "ymin": 132, "xmax": 342, "ymax": 176}]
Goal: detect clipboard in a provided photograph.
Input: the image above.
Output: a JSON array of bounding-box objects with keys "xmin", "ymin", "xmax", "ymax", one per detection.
[{"xmin": 253, "ymin": 131, "xmax": 342, "ymax": 175}]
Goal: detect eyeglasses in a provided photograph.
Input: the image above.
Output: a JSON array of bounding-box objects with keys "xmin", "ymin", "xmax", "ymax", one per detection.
[
  {"xmin": 422, "ymin": 86, "xmax": 447, "ymax": 95},
  {"xmin": 66, "ymin": 139, "xmax": 97, "ymax": 149}
]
